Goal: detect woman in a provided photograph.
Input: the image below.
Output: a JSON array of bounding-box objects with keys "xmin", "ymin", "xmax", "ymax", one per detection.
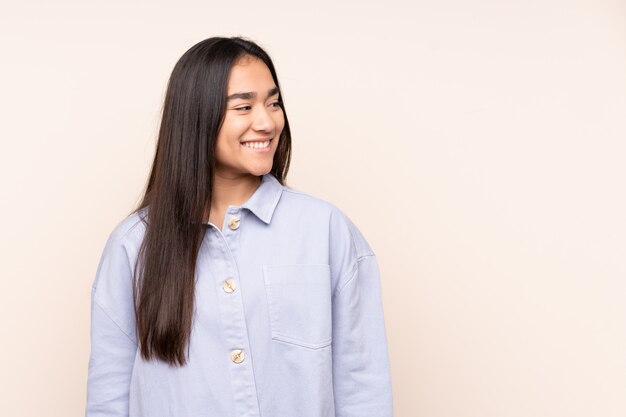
[{"xmin": 85, "ymin": 36, "xmax": 393, "ymax": 417}]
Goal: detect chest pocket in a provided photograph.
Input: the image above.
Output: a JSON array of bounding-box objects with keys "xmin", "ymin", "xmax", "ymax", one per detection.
[{"xmin": 262, "ymin": 264, "xmax": 332, "ymax": 349}]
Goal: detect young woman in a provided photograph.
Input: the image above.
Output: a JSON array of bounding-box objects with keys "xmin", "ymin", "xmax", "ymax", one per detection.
[{"xmin": 85, "ymin": 36, "xmax": 393, "ymax": 417}]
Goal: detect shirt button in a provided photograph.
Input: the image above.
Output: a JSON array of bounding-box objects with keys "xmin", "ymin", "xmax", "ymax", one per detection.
[
  {"xmin": 223, "ymin": 278, "xmax": 237, "ymax": 293},
  {"xmin": 231, "ymin": 349, "xmax": 245, "ymax": 363},
  {"xmin": 228, "ymin": 215, "xmax": 240, "ymax": 230}
]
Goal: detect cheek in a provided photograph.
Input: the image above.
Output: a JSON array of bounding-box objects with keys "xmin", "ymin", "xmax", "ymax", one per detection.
[
  {"xmin": 230, "ymin": 118, "xmax": 250, "ymax": 133},
  {"xmin": 217, "ymin": 118, "xmax": 248, "ymax": 145},
  {"xmin": 274, "ymin": 112, "xmax": 286, "ymax": 133}
]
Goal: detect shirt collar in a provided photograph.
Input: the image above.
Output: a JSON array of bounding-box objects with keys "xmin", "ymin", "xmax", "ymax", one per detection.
[{"xmin": 241, "ymin": 172, "xmax": 284, "ymax": 224}]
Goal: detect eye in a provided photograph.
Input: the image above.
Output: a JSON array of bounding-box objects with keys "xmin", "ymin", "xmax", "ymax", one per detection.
[{"xmin": 234, "ymin": 102, "xmax": 281, "ymax": 111}]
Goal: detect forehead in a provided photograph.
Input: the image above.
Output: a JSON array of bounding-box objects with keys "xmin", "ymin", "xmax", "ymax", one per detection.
[{"xmin": 227, "ymin": 56, "xmax": 275, "ymax": 92}]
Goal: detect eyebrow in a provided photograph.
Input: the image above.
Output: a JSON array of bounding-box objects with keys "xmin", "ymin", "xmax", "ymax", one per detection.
[{"xmin": 226, "ymin": 86, "xmax": 280, "ymax": 102}]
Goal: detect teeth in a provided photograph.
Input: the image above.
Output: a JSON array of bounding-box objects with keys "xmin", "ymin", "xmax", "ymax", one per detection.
[{"xmin": 242, "ymin": 140, "xmax": 270, "ymax": 149}]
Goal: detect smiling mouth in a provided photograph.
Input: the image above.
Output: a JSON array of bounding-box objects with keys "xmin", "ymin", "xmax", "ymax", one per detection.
[{"xmin": 241, "ymin": 139, "xmax": 272, "ymax": 150}]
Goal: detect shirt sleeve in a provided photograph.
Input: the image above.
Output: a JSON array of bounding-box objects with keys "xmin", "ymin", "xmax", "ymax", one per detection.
[
  {"xmin": 85, "ymin": 232, "xmax": 138, "ymax": 417},
  {"xmin": 331, "ymin": 253, "xmax": 394, "ymax": 417}
]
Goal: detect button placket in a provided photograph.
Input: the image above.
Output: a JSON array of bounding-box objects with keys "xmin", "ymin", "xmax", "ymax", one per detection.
[{"xmin": 211, "ymin": 209, "xmax": 260, "ymax": 416}]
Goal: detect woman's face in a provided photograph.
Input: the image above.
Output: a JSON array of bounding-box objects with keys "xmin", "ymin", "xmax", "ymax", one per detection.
[{"xmin": 214, "ymin": 55, "xmax": 285, "ymax": 178}]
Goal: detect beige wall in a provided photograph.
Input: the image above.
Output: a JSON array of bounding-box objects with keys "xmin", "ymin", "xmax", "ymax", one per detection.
[{"xmin": 1, "ymin": 0, "xmax": 625, "ymax": 416}]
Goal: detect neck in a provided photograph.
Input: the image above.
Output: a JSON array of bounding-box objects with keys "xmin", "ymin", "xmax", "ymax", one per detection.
[{"xmin": 204, "ymin": 172, "xmax": 262, "ymax": 219}]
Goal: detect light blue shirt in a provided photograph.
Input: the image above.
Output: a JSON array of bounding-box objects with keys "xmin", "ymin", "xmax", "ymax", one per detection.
[{"xmin": 85, "ymin": 172, "xmax": 393, "ymax": 417}]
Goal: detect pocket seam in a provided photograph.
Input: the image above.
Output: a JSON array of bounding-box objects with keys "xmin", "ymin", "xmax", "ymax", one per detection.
[{"xmin": 262, "ymin": 264, "xmax": 332, "ymax": 349}]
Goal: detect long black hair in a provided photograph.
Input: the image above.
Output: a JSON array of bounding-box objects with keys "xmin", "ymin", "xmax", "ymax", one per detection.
[{"xmin": 130, "ymin": 36, "xmax": 292, "ymax": 366}]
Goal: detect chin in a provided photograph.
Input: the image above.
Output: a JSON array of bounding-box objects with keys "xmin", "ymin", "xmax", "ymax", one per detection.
[{"xmin": 245, "ymin": 165, "xmax": 273, "ymax": 177}]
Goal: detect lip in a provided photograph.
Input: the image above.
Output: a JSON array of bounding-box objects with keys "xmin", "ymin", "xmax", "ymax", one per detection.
[
  {"xmin": 240, "ymin": 137, "xmax": 273, "ymax": 143},
  {"xmin": 240, "ymin": 138, "xmax": 273, "ymax": 153}
]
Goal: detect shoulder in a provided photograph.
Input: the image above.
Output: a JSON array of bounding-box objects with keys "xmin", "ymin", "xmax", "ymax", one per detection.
[
  {"xmin": 280, "ymin": 184, "xmax": 375, "ymax": 257},
  {"xmin": 279, "ymin": 185, "xmax": 335, "ymax": 214},
  {"xmin": 91, "ymin": 210, "xmax": 146, "ymax": 339},
  {"xmin": 111, "ymin": 207, "xmax": 148, "ymax": 240},
  {"xmin": 92, "ymin": 208, "xmax": 147, "ymax": 289},
  {"xmin": 104, "ymin": 207, "xmax": 148, "ymax": 254},
  {"xmin": 279, "ymin": 184, "xmax": 375, "ymax": 292}
]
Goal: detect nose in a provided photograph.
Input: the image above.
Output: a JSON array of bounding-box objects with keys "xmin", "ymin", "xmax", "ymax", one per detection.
[{"xmin": 251, "ymin": 104, "xmax": 275, "ymax": 133}]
